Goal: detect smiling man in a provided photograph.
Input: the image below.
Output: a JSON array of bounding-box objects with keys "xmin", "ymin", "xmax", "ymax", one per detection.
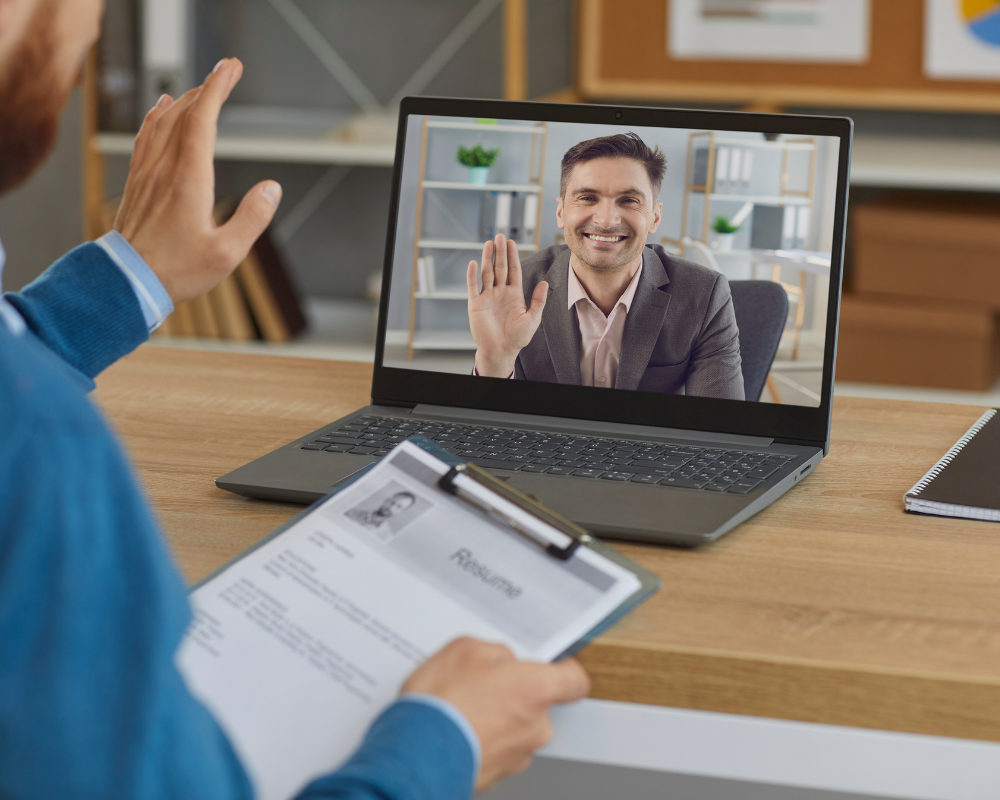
[{"xmin": 468, "ymin": 132, "xmax": 745, "ymax": 400}]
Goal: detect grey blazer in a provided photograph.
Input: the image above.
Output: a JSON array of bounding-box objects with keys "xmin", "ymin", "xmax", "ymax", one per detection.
[{"xmin": 513, "ymin": 244, "xmax": 745, "ymax": 401}]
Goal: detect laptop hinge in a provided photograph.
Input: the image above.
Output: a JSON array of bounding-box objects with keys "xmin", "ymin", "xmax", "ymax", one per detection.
[{"xmin": 411, "ymin": 404, "xmax": 774, "ymax": 447}]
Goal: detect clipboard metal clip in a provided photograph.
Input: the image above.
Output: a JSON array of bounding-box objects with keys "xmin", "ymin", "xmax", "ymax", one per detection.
[{"xmin": 439, "ymin": 463, "xmax": 591, "ymax": 561}]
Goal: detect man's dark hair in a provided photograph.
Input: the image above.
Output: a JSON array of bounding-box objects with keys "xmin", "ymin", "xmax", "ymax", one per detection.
[{"xmin": 559, "ymin": 132, "xmax": 667, "ymax": 199}]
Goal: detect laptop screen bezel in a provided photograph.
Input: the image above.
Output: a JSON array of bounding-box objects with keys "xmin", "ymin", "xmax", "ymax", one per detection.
[{"xmin": 371, "ymin": 97, "xmax": 851, "ymax": 451}]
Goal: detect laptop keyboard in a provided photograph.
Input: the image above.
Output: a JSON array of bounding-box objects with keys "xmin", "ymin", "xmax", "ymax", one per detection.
[{"xmin": 299, "ymin": 415, "xmax": 797, "ymax": 494}]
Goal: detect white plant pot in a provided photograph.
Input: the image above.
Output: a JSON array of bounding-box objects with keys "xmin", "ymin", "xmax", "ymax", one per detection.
[{"xmin": 712, "ymin": 233, "xmax": 735, "ymax": 252}]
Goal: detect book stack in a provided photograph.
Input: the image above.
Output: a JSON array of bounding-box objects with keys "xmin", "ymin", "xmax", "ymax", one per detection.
[{"xmin": 99, "ymin": 199, "xmax": 307, "ymax": 343}]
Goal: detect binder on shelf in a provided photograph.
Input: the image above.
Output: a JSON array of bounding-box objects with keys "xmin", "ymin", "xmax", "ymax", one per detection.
[
  {"xmin": 714, "ymin": 146, "xmax": 730, "ymax": 194},
  {"xmin": 729, "ymin": 149, "xmax": 742, "ymax": 196},
  {"xmin": 522, "ymin": 194, "xmax": 538, "ymax": 239},
  {"xmin": 495, "ymin": 192, "xmax": 513, "ymax": 238},
  {"xmin": 479, "ymin": 192, "xmax": 498, "ymax": 241},
  {"xmin": 141, "ymin": 0, "xmax": 194, "ymax": 112},
  {"xmin": 97, "ymin": 0, "xmax": 139, "ymax": 132},
  {"xmin": 741, "ymin": 149, "xmax": 754, "ymax": 192},
  {"xmin": 416, "ymin": 256, "xmax": 429, "ymax": 295},
  {"xmin": 781, "ymin": 206, "xmax": 797, "ymax": 250}
]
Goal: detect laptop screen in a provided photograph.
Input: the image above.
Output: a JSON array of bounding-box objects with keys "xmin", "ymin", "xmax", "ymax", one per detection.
[{"xmin": 380, "ymin": 112, "xmax": 840, "ymax": 410}]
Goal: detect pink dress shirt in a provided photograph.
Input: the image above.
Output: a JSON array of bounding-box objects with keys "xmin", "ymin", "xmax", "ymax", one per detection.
[
  {"xmin": 567, "ymin": 262, "xmax": 642, "ymax": 388},
  {"xmin": 473, "ymin": 261, "xmax": 643, "ymax": 384}
]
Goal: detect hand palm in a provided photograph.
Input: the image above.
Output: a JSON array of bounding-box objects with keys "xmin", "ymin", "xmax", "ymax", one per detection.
[
  {"xmin": 466, "ymin": 236, "xmax": 548, "ymax": 377},
  {"xmin": 469, "ymin": 282, "xmax": 538, "ymax": 352}
]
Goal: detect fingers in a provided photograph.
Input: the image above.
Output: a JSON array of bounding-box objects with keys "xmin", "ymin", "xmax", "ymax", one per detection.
[
  {"xmin": 141, "ymin": 85, "xmax": 203, "ymax": 176},
  {"xmin": 527, "ymin": 280, "xmax": 549, "ymax": 326},
  {"xmin": 543, "ymin": 658, "xmax": 591, "ymax": 705},
  {"xmin": 479, "ymin": 239, "xmax": 495, "ymax": 292},
  {"xmin": 217, "ymin": 180, "xmax": 282, "ymax": 264},
  {"xmin": 466, "ymin": 260, "xmax": 480, "ymax": 297},
  {"xmin": 493, "ymin": 233, "xmax": 508, "ymax": 287},
  {"xmin": 506, "ymin": 238, "xmax": 523, "ymax": 288},
  {"xmin": 183, "ymin": 58, "xmax": 243, "ymax": 166},
  {"xmin": 130, "ymin": 94, "xmax": 174, "ymax": 174}
]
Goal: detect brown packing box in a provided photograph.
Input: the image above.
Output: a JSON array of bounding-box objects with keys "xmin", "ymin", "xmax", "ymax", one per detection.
[
  {"xmin": 838, "ymin": 293, "xmax": 1000, "ymax": 391},
  {"xmin": 851, "ymin": 200, "xmax": 1000, "ymax": 306}
]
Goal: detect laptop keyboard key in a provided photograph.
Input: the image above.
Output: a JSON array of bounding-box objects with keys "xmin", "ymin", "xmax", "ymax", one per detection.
[
  {"xmin": 728, "ymin": 482, "xmax": 760, "ymax": 494},
  {"xmin": 660, "ymin": 476, "xmax": 709, "ymax": 489},
  {"xmin": 320, "ymin": 435, "xmax": 364, "ymax": 445},
  {"xmin": 572, "ymin": 468, "xmax": 606, "ymax": 478},
  {"xmin": 545, "ymin": 466, "xmax": 576, "ymax": 475},
  {"xmin": 631, "ymin": 474, "xmax": 663, "ymax": 485},
  {"xmin": 557, "ymin": 460, "xmax": 585, "ymax": 468},
  {"xmin": 323, "ymin": 444, "xmax": 354, "ymax": 453},
  {"xmin": 301, "ymin": 443, "xmax": 327, "ymax": 450},
  {"xmin": 703, "ymin": 482, "xmax": 729, "ymax": 492},
  {"xmin": 747, "ymin": 466, "xmax": 780, "ymax": 480},
  {"xmin": 348, "ymin": 446, "xmax": 378, "ymax": 455},
  {"xmin": 520, "ymin": 464, "xmax": 551, "ymax": 473},
  {"xmin": 470, "ymin": 458, "xmax": 522, "ymax": 471},
  {"xmin": 600, "ymin": 471, "xmax": 635, "ymax": 481}
]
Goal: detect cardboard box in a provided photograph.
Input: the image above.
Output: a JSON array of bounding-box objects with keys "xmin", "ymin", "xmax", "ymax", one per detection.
[
  {"xmin": 837, "ymin": 293, "xmax": 1000, "ymax": 391},
  {"xmin": 852, "ymin": 201, "xmax": 1000, "ymax": 306}
]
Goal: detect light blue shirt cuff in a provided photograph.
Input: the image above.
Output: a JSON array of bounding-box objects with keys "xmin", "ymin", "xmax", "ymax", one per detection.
[
  {"xmin": 95, "ymin": 231, "xmax": 173, "ymax": 332},
  {"xmin": 399, "ymin": 692, "xmax": 482, "ymax": 778}
]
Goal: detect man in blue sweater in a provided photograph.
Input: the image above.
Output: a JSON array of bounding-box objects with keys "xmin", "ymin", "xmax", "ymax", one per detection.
[{"xmin": 0, "ymin": 1, "xmax": 590, "ymax": 798}]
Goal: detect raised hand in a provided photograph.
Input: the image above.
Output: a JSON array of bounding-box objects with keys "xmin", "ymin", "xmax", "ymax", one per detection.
[
  {"xmin": 467, "ymin": 234, "xmax": 548, "ymax": 377},
  {"xmin": 402, "ymin": 638, "xmax": 590, "ymax": 791},
  {"xmin": 113, "ymin": 59, "xmax": 282, "ymax": 305}
]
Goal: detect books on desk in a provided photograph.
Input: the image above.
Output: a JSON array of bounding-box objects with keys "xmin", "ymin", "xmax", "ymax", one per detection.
[{"xmin": 905, "ymin": 409, "xmax": 1000, "ymax": 521}]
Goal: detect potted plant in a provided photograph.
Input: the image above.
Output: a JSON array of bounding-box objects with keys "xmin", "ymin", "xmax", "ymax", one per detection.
[
  {"xmin": 457, "ymin": 144, "xmax": 500, "ymax": 184},
  {"xmin": 711, "ymin": 216, "xmax": 739, "ymax": 252}
]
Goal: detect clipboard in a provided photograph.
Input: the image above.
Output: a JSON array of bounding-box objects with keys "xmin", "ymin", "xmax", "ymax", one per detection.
[
  {"xmin": 181, "ymin": 436, "xmax": 659, "ymax": 800},
  {"xmin": 194, "ymin": 436, "xmax": 660, "ymax": 660}
]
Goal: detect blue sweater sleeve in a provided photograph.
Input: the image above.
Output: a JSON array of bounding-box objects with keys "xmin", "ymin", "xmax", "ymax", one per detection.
[
  {"xmin": 3, "ymin": 242, "xmax": 148, "ymax": 385},
  {"xmin": 297, "ymin": 700, "xmax": 475, "ymax": 800},
  {"xmin": 0, "ymin": 325, "xmax": 476, "ymax": 800}
]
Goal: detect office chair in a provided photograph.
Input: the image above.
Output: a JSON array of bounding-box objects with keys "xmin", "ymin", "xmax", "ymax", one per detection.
[{"xmin": 728, "ymin": 280, "xmax": 789, "ymax": 403}]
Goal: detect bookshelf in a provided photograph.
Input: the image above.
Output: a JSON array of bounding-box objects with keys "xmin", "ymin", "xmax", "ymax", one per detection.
[
  {"xmin": 406, "ymin": 116, "xmax": 548, "ymax": 359},
  {"xmin": 680, "ymin": 132, "xmax": 818, "ymax": 247}
]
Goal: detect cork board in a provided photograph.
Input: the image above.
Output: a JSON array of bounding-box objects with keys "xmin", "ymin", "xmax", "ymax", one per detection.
[{"xmin": 578, "ymin": 0, "xmax": 1000, "ymax": 112}]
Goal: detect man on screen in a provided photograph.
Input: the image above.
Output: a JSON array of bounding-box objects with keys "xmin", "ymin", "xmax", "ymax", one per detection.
[{"xmin": 467, "ymin": 132, "xmax": 745, "ymax": 401}]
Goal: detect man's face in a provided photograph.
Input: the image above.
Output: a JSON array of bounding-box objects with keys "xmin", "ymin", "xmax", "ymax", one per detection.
[
  {"xmin": 0, "ymin": 0, "xmax": 104, "ymax": 195},
  {"xmin": 556, "ymin": 157, "xmax": 662, "ymax": 274},
  {"xmin": 376, "ymin": 493, "xmax": 415, "ymax": 518}
]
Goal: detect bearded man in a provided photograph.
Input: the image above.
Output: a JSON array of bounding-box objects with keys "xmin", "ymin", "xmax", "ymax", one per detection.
[
  {"xmin": 468, "ymin": 132, "xmax": 745, "ymax": 401},
  {"xmin": 0, "ymin": 1, "xmax": 588, "ymax": 798}
]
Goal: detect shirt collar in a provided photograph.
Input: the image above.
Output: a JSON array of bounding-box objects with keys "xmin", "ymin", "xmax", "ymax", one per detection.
[
  {"xmin": 0, "ymin": 238, "xmax": 27, "ymax": 336},
  {"xmin": 567, "ymin": 258, "xmax": 643, "ymax": 315}
]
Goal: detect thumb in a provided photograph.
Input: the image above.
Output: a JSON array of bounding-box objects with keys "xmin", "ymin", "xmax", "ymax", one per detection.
[
  {"xmin": 527, "ymin": 280, "xmax": 548, "ymax": 324},
  {"xmin": 220, "ymin": 180, "xmax": 282, "ymax": 258}
]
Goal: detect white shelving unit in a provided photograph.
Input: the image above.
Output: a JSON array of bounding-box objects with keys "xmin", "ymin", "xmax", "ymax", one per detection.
[
  {"xmin": 95, "ymin": 131, "xmax": 396, "ymax": 166},
  {"xmin": 407, "ymin": 116, "xmax": 548, "ymax": 358},
  {"xmin": 421, "ymin": 180, "xmax": 543, "ymax": 192},
  {"xmin": 418, "ymin": 238, "xmax": 535, "ymax": 251},
  {"xmin": 681, "ymin": 131, "xmax": 818, "ymax": 247}
]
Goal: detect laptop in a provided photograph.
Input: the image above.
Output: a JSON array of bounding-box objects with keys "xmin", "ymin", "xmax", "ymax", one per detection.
[{"xmin": 217, "ymin": 97, "xmax": 851, "ymax": 547}]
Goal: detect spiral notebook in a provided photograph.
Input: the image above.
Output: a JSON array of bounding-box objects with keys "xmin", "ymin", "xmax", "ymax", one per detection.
[{"xmin": 905, "ymin": 409, "xmax": 1000, "ymax": 521}]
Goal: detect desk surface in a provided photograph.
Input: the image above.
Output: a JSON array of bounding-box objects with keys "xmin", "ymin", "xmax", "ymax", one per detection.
[{"xmin": 94, "ymin": 346, "xmax": 1000, "ymax": 744}]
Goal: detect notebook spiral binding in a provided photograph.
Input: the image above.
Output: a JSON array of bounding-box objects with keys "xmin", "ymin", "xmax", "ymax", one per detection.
[{"xmin": 905, "ymin": 409, "xmax": 997, "ymax": 499}]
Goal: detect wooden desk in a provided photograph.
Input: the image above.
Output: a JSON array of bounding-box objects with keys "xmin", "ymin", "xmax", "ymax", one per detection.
[{"xmin": 93, "ymin": 346, "xmax": 1000, "ymax": 749}]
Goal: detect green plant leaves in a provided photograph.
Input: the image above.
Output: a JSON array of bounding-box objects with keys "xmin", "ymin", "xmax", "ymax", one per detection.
[{"xmin": 457, "ymin": 144, "xmax": 500, "ymax": 167}]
